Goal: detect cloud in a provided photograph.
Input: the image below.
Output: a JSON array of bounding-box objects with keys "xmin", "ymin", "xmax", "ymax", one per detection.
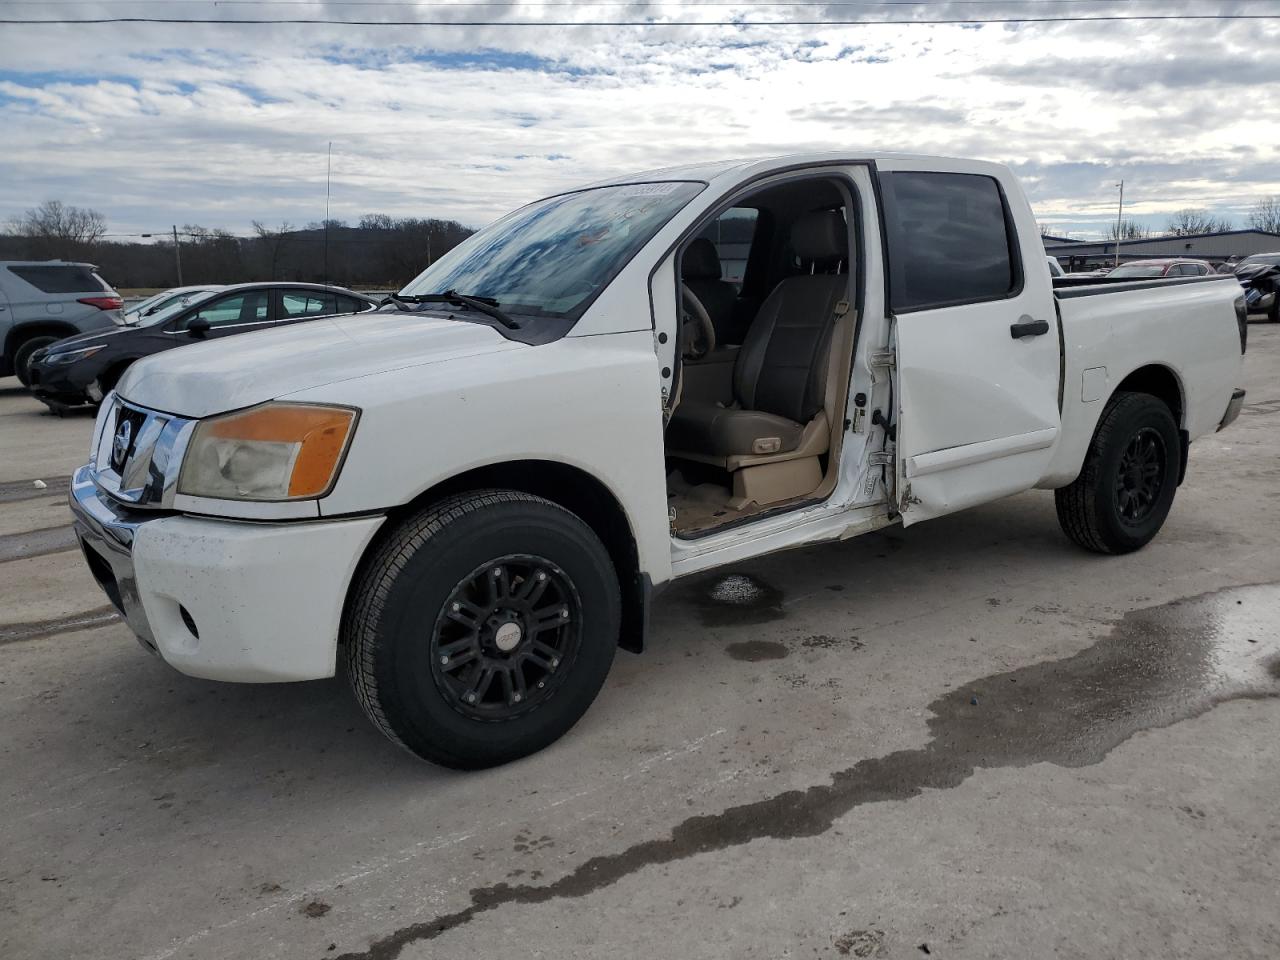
[{"xmin": 0, "ymin": 3, "xmax": 1277, "ymax": 239}]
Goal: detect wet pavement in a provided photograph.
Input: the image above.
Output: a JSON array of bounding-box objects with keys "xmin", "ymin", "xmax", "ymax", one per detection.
[{"xmin": 3, "ymin": 325, "xmax": 1280, "ymax": 960}]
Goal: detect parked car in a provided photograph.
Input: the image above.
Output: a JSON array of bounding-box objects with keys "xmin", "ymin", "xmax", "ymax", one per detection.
[
  {"xmin": 0, "ymin": 260, "xmax": 123, "ymax": 385},
  {"xmin": 1232, "ymin": 252, "xmax": 1280, "ymax": 322},
  {"xmin": 29, "ymin": 282, "xmax": 378, "ymax": 408},
  {"xmin": 122, "ymin": 285, "xmax": 225, "ymax": 325},
  {"xmin": 69, "ymin": 154, "xmax": 1247, "ymax": 769},
  {"xmin": 1107, "ymin": 258, "xmax": 1213, "ymax": 279}
]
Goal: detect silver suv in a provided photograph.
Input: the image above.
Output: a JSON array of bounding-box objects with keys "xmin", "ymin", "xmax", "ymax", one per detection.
[{"xmin": 0, "ymin": 261, "xmax": 123, "ymax": 386}]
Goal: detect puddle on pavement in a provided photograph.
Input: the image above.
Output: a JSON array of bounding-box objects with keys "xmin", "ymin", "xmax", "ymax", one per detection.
[
  {"xmin": 692, "ymin": 573, "xmax": 786, "ymax": 627},
  {"xmin": 336, "ymin": 582, "xmax": 1280, "ymax": 960}
]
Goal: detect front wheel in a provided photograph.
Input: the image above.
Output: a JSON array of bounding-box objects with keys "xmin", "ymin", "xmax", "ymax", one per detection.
[
  {"xmin": 344, "ymin": 490, "xmax": 620, "ymax": 768},
  {"xmin": 1055, "ymin": 392, "xmax": 1181, "ymax": 555},
  {"xmin": 13, "ymin": 335, "xmax": 58, "ymax": 387}
]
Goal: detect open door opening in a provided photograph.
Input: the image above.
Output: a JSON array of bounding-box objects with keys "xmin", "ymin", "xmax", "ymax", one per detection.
[{"xmin": 662, "ymin": 174, "xmax": 861, "ymax": 537}]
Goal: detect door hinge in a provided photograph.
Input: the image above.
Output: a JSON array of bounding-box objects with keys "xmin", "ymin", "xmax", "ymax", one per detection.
[{"xmin": 869, "ymin": 348, "xmax": 896, "ymax": 369}]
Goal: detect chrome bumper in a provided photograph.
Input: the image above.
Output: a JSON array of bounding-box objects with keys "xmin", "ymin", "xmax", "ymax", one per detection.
[
  {"xmin": 68, "ymin": 464, "xmax": 159, "ymax": 654},
  {"xmin": 1219, "ymin": 388, "xmax": 1246, "ymax": 432}
]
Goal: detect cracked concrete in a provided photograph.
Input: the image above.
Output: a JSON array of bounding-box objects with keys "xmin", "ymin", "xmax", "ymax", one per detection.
[{"xmin": 2, "ymin": 328, "xmax": 1278, "ymax": 960}]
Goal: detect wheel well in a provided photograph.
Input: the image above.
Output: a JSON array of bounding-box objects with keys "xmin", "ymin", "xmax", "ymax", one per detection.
[
  {"xmin": 1112, "ymin": 364, "xmax": 1189, "ymax": 484},
  {"xmin": 1114, "ymin": 364, "xmax": 1183, "ymax": 426},
  {"xmin": 5, "ymin": 322, "xmax": 78, "ymax": 363},
  {"xmin": 379, "ymin": 461, "xmax": 646, "ymax": 653}
]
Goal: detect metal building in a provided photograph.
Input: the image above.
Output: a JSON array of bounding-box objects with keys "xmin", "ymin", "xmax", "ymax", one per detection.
[{"xmin": 1044, "ymin": 229, "xmax": 1280, "ymax": 271}]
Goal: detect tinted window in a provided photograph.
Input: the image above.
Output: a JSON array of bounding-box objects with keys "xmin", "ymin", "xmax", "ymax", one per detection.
[
  {"xmin": 280, "ymin": 292, "xmax": 338, "ymax": 318},
  {"xmin": 879, "ymin": 172, "xmax": 1018, "ymax": 311},
  {"xmin": 696, "ymin": 207, "xmax": 758, "ymax": 285},
  {"xmin": 188, "ymin": 291, "xmax": 269, "ymax": 328},
  {"xmin": 401, "ymin": 181, "xmax": 704, "ymax": 321},
  {"xmin": 8, "ymin": 264, "xmax": 107, "ymax": 294},
  {"xmin": 335, "ymin": 295, "xmax": 367, "ymax": 314}
]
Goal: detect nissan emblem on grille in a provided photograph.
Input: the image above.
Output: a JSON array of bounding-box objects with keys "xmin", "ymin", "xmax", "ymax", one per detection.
[{"xmin": 111, "ymin": 417, "xmax": 133, "ymax": 471}]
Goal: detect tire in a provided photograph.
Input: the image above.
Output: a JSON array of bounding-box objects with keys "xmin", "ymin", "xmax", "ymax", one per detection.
[
  {"xmin": 92, "ymin": 361, "xmax": 131, "ymax": 403},
  {"xmin": 12, "ymin": 336, "xmax": 58, "ymax": 387},
  {"xmin": 344, "ymin": 490, "xmax": 620, "ymax": 769},
  {"xmin": 1055, "ymin": 392, "xmax": 1181, "ymax": 555}
]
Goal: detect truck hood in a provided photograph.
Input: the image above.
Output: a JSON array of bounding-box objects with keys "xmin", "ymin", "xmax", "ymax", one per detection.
[{"xmin": 116, "ymin": 312, "xmax": 521, "ymax": 418}]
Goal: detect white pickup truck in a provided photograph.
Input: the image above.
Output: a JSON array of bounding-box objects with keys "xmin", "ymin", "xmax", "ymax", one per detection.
[{"xmin": 70, "ymin": 153, "xmax": 1248, "ymax": 768}]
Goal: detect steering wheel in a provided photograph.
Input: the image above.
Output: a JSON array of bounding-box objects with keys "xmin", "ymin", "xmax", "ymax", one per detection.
[{"xmin": 680, "ymin": 283, "xmax": 716, "ymax": 360}]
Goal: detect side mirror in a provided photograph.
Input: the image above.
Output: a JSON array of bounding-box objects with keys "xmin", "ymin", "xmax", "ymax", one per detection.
[{"xmin": 187, "ymin": 317, "xmax": 211, "ymax": 338}]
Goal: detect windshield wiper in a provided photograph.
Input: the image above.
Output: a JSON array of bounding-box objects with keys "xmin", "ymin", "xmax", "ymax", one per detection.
[{"xmin": 389, "ymin": 290, "xmax": 519, "ymax": 329}]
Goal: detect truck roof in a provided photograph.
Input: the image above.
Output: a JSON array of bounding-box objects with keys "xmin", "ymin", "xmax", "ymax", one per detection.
[{"xmin": 585, "ymin": 152, "xmax": 1008, "ymax": 190}]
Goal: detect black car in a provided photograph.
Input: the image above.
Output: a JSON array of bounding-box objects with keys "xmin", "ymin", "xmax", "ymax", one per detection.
[
  {"xmin": 28, "ymin": 282, "xmax": 379, "ymax": 408},
  {"xmin": 1233, "ymin": 253, "xmax": 1280, "ymax": 323}
]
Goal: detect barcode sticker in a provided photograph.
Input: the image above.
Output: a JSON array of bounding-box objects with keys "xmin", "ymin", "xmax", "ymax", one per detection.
[{"xmin": 619, "ymin": 182, "xmax": 681, "ymax": 197}]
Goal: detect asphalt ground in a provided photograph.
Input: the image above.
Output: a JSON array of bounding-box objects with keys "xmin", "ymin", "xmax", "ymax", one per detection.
[{"xmin": 2, "ymin": 324, "xmax": 1278, "ymax": 960}]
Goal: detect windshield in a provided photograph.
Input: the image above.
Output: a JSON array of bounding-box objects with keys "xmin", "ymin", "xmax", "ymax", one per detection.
[
  {"xmin": 126, "ymin": 289, "xmax": 214, "ymax": 324},
  {"xmin": 1108, "ymin": 265, "xmax": 1165, "ymax": 279},
  {"xmin": 400, "ymin": 181, "xmax": 704, "ymax": 321},
  {"xmin": 138, "ymin": 289, "xmax": 217, "ymax": 326},
  {"xmin": 1240, "ymin": 254, "xmax": 1280, "ymax": 267}
]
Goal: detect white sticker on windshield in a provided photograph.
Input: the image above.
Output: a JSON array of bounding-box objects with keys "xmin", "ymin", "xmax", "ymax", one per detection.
[{"xmin": 619, "ymin": 182, "xmax": 681, "ymax": 197}]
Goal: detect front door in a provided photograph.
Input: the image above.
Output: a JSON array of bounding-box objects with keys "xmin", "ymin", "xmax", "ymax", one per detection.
[{"xmin": 877, "ymin": 164, "xmax": 1061, "ymax": 525}]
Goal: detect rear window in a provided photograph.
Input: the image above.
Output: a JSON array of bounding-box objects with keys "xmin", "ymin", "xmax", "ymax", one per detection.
[
  {"xmin": 7, "ymin": 264, "xmax": 108, "ymax": 294},
  {"xmin": 879, "ymin": 171, "xmax": 1020, "ymax": 312},
  {"xmin": 1108, "ymin": 265, "xmax": 1164, "ymax": 279}
]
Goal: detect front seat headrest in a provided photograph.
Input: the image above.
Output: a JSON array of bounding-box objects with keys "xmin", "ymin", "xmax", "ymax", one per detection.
[
  {"xmin": 791, "ymin": 210, "xmax": 846, "ymax": 265},
  {"xmin": 682, "ymin": 237, "xmax": 723, "ymax": 280}
]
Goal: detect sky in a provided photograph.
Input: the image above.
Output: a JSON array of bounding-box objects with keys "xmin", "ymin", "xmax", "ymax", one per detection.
[{"xmin": 1, "ymin": 1, "xmax": 1278, "ymax": 241}]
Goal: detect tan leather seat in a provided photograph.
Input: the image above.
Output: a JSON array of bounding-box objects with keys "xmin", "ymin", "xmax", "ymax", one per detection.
[{"xmin": 666, "ymin": 210, "xmax": 847, "ymax": 462}]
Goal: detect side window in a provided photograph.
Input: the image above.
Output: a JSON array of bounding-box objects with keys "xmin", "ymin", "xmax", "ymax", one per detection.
[
  {"xmin": 694, "ymin": 207, "xmax": 758, "ymax": 286},
  {"xmin": 188, "ymin": 291, "xmax": 268, "ymax": 328},
  {"xmin": 335, "ymin": 295, "xmax": 366, "ymax": 314},
  {"xmin": 879, "ymin": 171, "xmax": 1020, "ymax": 312},
  {"xmin": 280, "ymin": 292, "xmax": 338, "ymax": 318},
  {"xmin": 7, "ymin": 264, "xmax": 106, "ymax": 294}
]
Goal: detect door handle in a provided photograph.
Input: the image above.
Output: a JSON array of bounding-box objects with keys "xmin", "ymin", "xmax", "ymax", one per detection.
[{"xmin": 1010, "ymin": 318, "xmax": 1049, "ymax": 339}]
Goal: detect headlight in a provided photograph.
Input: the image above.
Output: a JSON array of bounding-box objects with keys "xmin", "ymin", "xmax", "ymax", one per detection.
[
  {"xmin": 178, "ymin": 403, "xmax": 358, "ymax": 501},
  {"xmin": 48, "ymin": 344, "xmax": 106, "ymax": 364}
]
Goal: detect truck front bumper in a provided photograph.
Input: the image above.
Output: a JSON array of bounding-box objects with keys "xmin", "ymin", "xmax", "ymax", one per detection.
[{"xmin": 69, "ymin": 465, "xmax": 384, "ymax": 682}]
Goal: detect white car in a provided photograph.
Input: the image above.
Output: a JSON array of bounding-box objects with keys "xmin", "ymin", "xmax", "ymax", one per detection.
[
  {"xmin": 70, "ymin": 153, "xmax": 1248, "ymax": 768},
  {"xmin": 120, "ymin": 285, "xmax": 224, "ymax": 325}
]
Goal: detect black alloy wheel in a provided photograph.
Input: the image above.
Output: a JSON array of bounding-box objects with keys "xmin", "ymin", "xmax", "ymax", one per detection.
[
  {"xmin": 1113, "ymin": 427, "xmax": 1167, "ymax": 527},
  {"xmin": 431, "ymin": 555, "xmax": 583, "ymax": 721}
]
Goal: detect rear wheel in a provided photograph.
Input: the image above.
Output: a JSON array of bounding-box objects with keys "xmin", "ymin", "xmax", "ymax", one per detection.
[
  {"xmin": 1055, "ymin": 392, "xmax": 1181, "ymax": 555},
  {"xmin": 344, "ymin": 490, "xmax": 620, "ymax": 768},
  {"xmin": 12, "ymin": 336, "xmax": 58, "ymax": 387}
]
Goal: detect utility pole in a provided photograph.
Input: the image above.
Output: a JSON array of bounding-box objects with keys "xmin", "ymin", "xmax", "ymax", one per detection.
[
  {"xmin": 172, "ymin": 225, "xmax": 183, "ymax": 285},
  {"xmin": 323, "ymin": 141, "xmax": 332, "ymax": 285},
  {"xmin": 1114, "ymin": 180, "xmax": 1125, "ymax": 269}
]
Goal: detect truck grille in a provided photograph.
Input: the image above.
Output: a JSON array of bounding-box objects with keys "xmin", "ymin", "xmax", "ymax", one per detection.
[{"xmin": 91, "ymin": 397, "xmax": 195, "ymax": 508}]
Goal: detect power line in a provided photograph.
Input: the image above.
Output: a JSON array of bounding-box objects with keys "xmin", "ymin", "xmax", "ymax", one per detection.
[{"xmin": 3, "ymin": 13, "xmax": 1279, "ymax": 24}]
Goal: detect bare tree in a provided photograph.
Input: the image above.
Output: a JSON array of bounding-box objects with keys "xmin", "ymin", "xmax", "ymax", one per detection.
[
  {"xmin": 1247, "ymin": 196, "xmax": 1280, "ymax": 234},
  {"xmin": 1109, "ymin": 219, "xmax": 1150, "ymax": 241},
  {"xmin": 7, "ymin": 200, "xmax": 107, "ymax": 258},
  {"xmin": 252, "ymin": 220, "xmax": 294, "ymax": 280},
  {"xmin": 1164, "ymin": 208, "xmax": 1233, "ymax": 236}
]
